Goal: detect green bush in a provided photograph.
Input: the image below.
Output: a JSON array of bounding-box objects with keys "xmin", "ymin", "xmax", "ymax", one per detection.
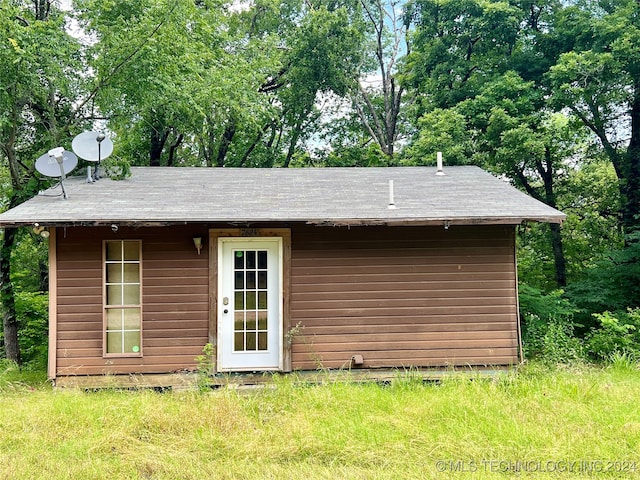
[
  {"xmin": 566, "ymin": 231, "xmax": 640, "ymax": 328},
  {"xmin": 522, "ymin": 314, "xmax": 585, "ymax": 364},
  {"xmin": 14, "ymin": 291, "xmax": 49, "ymax": 369},
  {"xmin": 519, "ymin": 284, "xmax": 584, "ymax": 363},
  {"xmin": 587, "ymin": 308, "xmax": 640, "ymax": 360}
]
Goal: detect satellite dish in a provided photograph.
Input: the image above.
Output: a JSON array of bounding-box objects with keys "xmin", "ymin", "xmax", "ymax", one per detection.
[
  {"xmin": 72, "ymin": 131, "xmax": 113, "ymax": 182},
  {"xmin": 72, "ymin": 131, "xmax": 113, "ymax": 161},
  {"xmin": 35, "ymin": 147, "xmax": 78, "ymax": 199}
]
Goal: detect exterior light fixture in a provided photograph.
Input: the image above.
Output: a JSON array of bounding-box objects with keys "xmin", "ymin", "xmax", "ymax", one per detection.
[
  {"xmin": 33, "ymin": 223, "xmax": 50, "ymax": 238},
  {"xmin": 193, "ymin": 237, "xmax": 203, "ymax": 255}
]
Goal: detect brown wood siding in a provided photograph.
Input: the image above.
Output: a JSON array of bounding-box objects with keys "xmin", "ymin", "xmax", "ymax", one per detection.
[
  {"xmin": 289, "ymin": 225, "xmax": 519, "ymax": 370},
  {"xmin": 54, "ymin": 226, "xmax": 209, "ymax": 376}
]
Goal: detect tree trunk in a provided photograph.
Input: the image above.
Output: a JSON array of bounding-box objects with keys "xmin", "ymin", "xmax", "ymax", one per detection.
[
  {"xmin": 515, "ymin": 150, "xmax": 568, "ymax": 288},
  {"xmin": 216, "ymin": 120, "xmax": 236, "ymax": 167},
  {"xmin": 167, "ymin": 133, "xmax": 184, "ymax": 167},
  {"xmin": 39, "ymin": 254, "xmax": 49, "ymax": 293},
  {"xmin": 540, "ymin": 148, "xmax": 567, "ymax": 288},
  {"xmin": 34, "ymin": 0, "xmax": 51, "ymax": 21},
  {"xmin": 0, "ymin": 227, "xmax": 20, "ymax": 364},
  {"xmin": 150, "ymin": 128, "xmax": 169, "ymax": 166},
  {"xmin": 550, "ymin": 223, "xmax": 567, "ymax": 287},
  {"xmin": 283, "ymin": 117, "xmax": 303, "ymax": 168},
  {"xmin": 623, "ymin": 80, "xmax": 640, "ymax": 231}
]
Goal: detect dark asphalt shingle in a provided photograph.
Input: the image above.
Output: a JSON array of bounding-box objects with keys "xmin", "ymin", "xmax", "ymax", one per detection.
[{"xmin": 0, "ymin": 166, "xmax": 565, "ymax": 226}]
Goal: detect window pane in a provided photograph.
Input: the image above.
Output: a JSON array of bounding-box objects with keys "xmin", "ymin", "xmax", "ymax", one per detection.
[
  {"xmin": 106, "ymin": 264, "xmax": 122, "ymax": 283},
  {"xmin": 246, "ymin": 251, "xmax": 256, "ymax": 269},
  {"xmin": 258, "ymin": 291, "xmax": 267, "ymax": 309},
  {"xmin": 246, "ymin": 271, "xmax": 256, "ymax": 289},
  {"xmin": 106, "ymin": 285, "xmax": 123, "ymax": 305},
  {"xmin": 123, "ymin": 308, "xmax": 140, "ymax": 329},
  {"xmin": 234, "ymin": 291, "xmax": 244, "ymax": 310},
  {"xmin": 234, "ymin": 332, "xmax": 244, "ymax": 351},
  {"xmin": 246, "ymin": 311, "xmax": 256, "ymax": 330},
  {"xmin": 234, "ymin": 272, "xmax": 244, "ymax": 289},
  {"xmin": 246, "ymin": 291, "xmax": 256, "ymax": 310},
  {"xmin": 124, "ymin": 331, "xmax": 141, "ymax": 354},
  {"xmin": 106, "ymin": 309, "xmax": 123, "ymax": 330},
  {"xmin": 246, "ymin": 332, "xmax": 256, "ymax": 350},
  {"xmin": 234, "ymin": 312, "xmax": 244, "ymax": 332},
  {"xmin": 123, "ymin": 285, "xmax": 140, "ymax": 305},
  {"xmin": 123, "ymin": 263, "xmax": 139, "ymax": 282},
  {"xmin": 258, "ymin": 271, "xmax": 267, "ymax": 289},
  {"xmin": 123, "ymin": 241, "xmax": 139, "ymax": 261},
  {"xmin": 106, "ymin": 241, "xmax": 122, "ymax": 261},
  {"xmin": 257, "ymin": 313, "xmax": 268, "ymax": 330},
  {"xmin": 234, "ymin": 251, "xmax": 244, "ymax": 269},
  {"xmin": 258, "ymin": 332, "xmax": 267, "ymax": 351},
  {"xmin": 106, "ymin": 332, "xmax": 123, "ymax": 354},
  {"xmin": 258, "ymin": 251, "xmax": 267, "ymax": 269}
]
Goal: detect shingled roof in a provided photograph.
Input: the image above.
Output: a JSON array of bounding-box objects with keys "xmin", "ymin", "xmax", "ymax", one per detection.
[{"xmin": 0, "ymin": 166, "xmax": 565, "ymax": 227}]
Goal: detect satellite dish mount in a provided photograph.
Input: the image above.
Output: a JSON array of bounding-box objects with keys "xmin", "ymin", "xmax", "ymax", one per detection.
[
  {"xmin": 71, "ymin": 131, "xmax": 114, "ymax": 182},
  {"xmin": 34, "ymin": 147, "xmax": 78, "ymax": 199}
]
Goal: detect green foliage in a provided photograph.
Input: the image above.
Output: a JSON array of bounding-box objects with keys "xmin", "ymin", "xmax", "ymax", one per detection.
[
  {"xmin": 517, "ymin": 223, "xmax": 561, "ymax": 291},
  {"xmin": 401, "ymin": 108, "xmax": 473, "ymax": 165},
  {"xmin": 0, "ymin": 359, "xmax": 47, "ymax": 388},
  {"xmin": 587, "ymin": 309, "xmax": 640, "ymax": 360},
  {"xmin": 14, "ymin": 291, "xmax": 48, "ymax": 369},
  {"xmin": 9, "ymin": 229, "xmax": 47, "ymax": 292},
  {"xmin": 102, "ymin": 156, "xmax": 132, "ymax": 180},
  {"xmin": 522, "ymin": 317, "xmax": 585, "ymax": 365},
  {"xmin": 519, "ymin": 284, "xmax": 577, "ymax": 326},
  {"xmin": 566, "ymin": 231, "xmax": 640, "ymax": 319},
  {"xmin": 519, "ymin": 285, "xmax": 584, "ymax": 363},
  {"xmin": 3, "ymin": 367, "xmax": 640, "ymax": 477},
  {"xmin": 405, "ymin": 0, "xmax": 521, "ymax": 111},
  {"xmin": 195, "ymin": 343, "xmax": 215, "ymax": 376},
  {"xmin": 546, "ymin": 0, "xmax": 640, "ymax": 229},
  {"xmin": 607, "ymin": 351, "xmax": 639, "ymax": 372}
]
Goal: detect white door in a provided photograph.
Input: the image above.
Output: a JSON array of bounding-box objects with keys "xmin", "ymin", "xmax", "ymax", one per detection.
[{"xmin": 218, "ymin": 238, "xmax": 283, "ymax": 371}]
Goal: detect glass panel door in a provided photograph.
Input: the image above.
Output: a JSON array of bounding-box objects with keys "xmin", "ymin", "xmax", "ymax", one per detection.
[
  {"xmin": 233, "ymin": 249, "xmax": 269, "ymax": 352},
  {"xmin": 218, "ymin": 238, "xmax": 282, "ymax": 371}
]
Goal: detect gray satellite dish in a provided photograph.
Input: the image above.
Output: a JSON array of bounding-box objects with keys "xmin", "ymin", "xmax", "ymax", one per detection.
[
  {"xmin": 35, "ymin": 147, "xmax": 78, "ymax": 199},
  {"xmin": 72, "ymin": 131, "xmax": 113, "ymax": 181},
  {"xmin": 72, "ymin": 131, "xmax": 114, "ymax": 161}
]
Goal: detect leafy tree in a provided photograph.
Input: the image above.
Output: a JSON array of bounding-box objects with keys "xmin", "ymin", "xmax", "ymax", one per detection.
[
  {"xmin": 75, "ymin": 0, "xmax": 222, "ymax": 166},
  {"xmin": 547, "ymin": 0, "xmax": 640, "ymax": 232},
  {"xmin": 0, "ymin": 0, "xmax": 84, "ymax": 363},
  {"xmin": 347, "ymin": 0, "xmax": 408, "ymax": 160},
  {"xmin": 403, "ymin": 0, "xmax": 521, "ymax": 113},
  {"xmin": 403, "ymin": 0, "xmax": 574, "ymax": 287},
  {"xmin": 79, "ymin": 0, "xmax": 368, "ymax": 168},
  {"xmin": 262, "ymin": 1, "xmax": 367, "ymax": 167}
]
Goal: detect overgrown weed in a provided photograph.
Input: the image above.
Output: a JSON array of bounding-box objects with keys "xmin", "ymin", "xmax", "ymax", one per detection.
[{"xmin": 2, "ymin": 364, "xmax": 640, "ymax": 478}]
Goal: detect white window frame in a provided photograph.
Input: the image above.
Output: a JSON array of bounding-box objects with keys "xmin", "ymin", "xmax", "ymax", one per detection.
[{"xmin": 103, "ymin": 240, "xmax": 143, "ymax": 357}]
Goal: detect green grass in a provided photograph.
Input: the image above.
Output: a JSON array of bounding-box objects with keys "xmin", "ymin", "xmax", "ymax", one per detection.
[{"xmin": 1, "ymin": 363, "xmax": 640, "ymax": 479}]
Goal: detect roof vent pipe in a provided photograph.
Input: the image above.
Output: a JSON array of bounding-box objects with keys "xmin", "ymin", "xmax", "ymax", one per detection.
[
  {"xmin": 436, "ymin": 151, "xmax": 445, "ymax": 176},
  {"xmin": 388, "ymin": 180, "xmax": 397, "ymax": 209}
]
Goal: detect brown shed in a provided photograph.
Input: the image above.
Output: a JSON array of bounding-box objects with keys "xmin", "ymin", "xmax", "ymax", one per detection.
[{"xmin": 0, "ymin": 166, "xmax": 565, "ymax": 385}]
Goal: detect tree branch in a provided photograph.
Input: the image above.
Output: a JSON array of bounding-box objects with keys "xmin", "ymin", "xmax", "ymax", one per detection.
[{"xmin": 69, "ymin": 1, "xmax": 179, "ymax": 127}]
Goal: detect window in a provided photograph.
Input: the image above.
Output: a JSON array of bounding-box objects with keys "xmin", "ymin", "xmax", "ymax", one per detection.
[
  {"xmin": 233, "ymin": 249, "xmax": 269, "ymax": 352},
  {"xmin": 104, "ymin": 240, "xmax": 142, "ymax": 356}
]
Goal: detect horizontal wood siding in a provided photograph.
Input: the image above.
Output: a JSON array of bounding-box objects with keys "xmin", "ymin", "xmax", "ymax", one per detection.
[
  {"xmin": 53, "ymin": 223, "xmax": 518, "ymax": 377},
  {"xmin": 290, "ymin": 225, "xmax": 519, "ymax": 370},
  {"xmin": 55, "ymin": 226, "xmax": 209, "ymax": 376}
]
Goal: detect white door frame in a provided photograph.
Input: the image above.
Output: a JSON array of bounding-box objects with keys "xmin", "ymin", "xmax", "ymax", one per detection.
[{"xmin": 217, "ymin": 237, "xmax": 283, "ymax": 371}]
